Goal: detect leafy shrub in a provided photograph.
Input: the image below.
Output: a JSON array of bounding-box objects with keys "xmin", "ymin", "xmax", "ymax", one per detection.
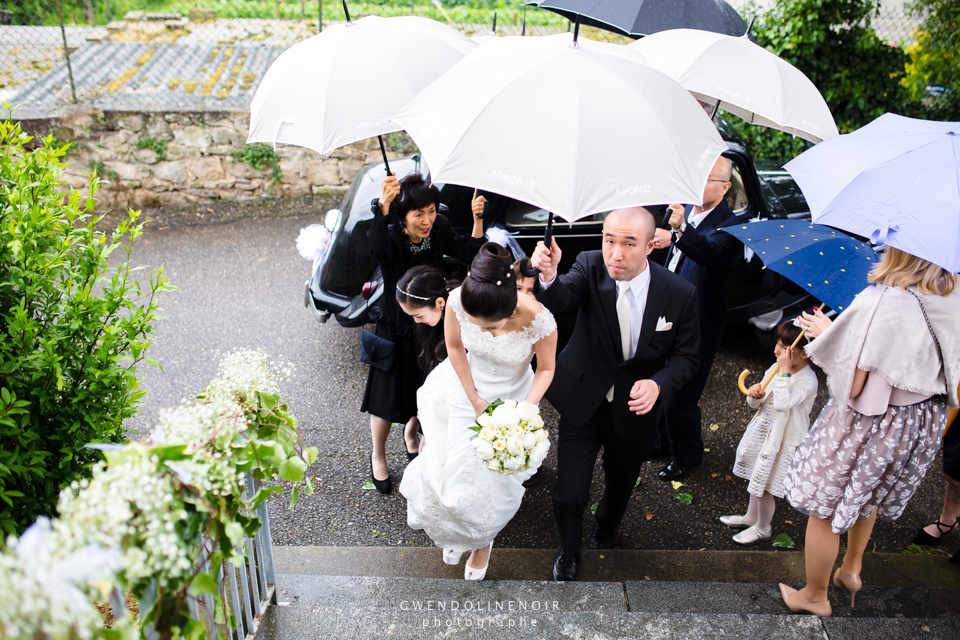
[
  {"xmin": 232, "ymin": 142, "xmax": 283, "ymax": 182},
  {"xmin": 902, "ymin": 0, "xmax": 960, "ymax": 120},
  {"xmin": 87, "ymin": 158, "xmax": 118, "ymax": 181},
  {"xmin": 0, "ymin": 120, "xmax": 172, "ymax": 536}
]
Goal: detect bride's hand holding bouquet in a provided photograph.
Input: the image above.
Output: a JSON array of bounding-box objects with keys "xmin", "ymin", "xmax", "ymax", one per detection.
[{"xmin": 469, "ymin": 399, "xmax": 550, "ymax": 475}]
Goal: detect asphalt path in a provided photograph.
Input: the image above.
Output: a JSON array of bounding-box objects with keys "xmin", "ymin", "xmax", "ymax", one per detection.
[{"xmin": 123, "ymin": 198, "xmax": 951, "ymax": 557}]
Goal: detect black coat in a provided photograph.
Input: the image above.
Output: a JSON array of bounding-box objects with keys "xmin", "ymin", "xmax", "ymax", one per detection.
[
  {"xmin": 671, "ymin": 200, "xmax": 740, "ymax": 351},
  {"xmin": 537, "ymin": 251, "xmax": 701, "ymax": 440}
]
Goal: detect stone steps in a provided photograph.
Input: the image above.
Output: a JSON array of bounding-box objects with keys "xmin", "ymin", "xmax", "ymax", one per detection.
[{"xmin": 256, "ymin": 547, "xmax": 960, "ymax": 640}]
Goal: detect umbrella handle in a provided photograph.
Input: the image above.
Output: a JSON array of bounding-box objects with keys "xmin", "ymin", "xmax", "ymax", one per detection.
[
  {"xmin": 520, "ymin": 211, "xmax": 554, "ymax": 278},
  {"xmin": 738, "ymin": 330, "xmax": 806, "ymax": 395},
  {"xmin": 738, "ymin": 367, "xmax": 780, "ymax": 395},
  {"xmin": 378, "ymin": 135, "xmax": 391, "ymax": 176},
  {"xmin": 472, "ymin": 188, "xmax": 484, "ymax": 219}
]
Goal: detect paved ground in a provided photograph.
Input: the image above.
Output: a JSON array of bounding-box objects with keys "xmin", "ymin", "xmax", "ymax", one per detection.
[{"xmin": 121, "ymin": 195, "xmax": 953, "ymax": 557}]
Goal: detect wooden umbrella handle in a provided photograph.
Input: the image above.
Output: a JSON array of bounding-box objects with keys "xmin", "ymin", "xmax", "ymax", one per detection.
[{"xmin": 737, "ymin": 330, "xmax": 806, "ymax": 395}]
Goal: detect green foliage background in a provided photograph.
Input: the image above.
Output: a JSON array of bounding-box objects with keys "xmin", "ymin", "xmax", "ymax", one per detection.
[
  {"xmin": 731, "ymin": 0, "xmax": 908, "ymax": 162},
  {"xmin": 902, "ymin": 0, "xmax": 960, "ymax": 120},
  {"xmin": 0, "ymin": 121, "xmax": 172, "ymax": 535}
]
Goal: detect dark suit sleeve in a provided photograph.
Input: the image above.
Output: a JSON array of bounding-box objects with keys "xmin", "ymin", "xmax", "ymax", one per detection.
[
  {"xmin": 435, "ymin": 214, "xmax": 484, "ymax": 265},
  {"xmin": 649, "ymin": 284, "xmax": 701, "ymax": 398},
  {"xmin": 367, "ymin": 199, "xmax": 394, "ymax": 263},
  {"xmin": 536, "ymin": 251, "xmax": 591, "ymax": 314},
  {"xmin": 674, "ymin": 223, "xmax": 740, "ymax": 270}
]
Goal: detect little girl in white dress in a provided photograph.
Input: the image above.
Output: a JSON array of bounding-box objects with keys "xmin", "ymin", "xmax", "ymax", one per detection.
[
  {"xmin": 399, "ymin": 243, "xmax": 558, "ymax": 580},
  {"xmin": 721, "ymin": 321, "xmax": 818, "ymax": 544}
]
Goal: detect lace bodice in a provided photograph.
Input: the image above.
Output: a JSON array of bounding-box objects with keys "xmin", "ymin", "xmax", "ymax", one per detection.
[{"xmin": 449, "ymin": 287, "xmax": 557, "ymax": 367}]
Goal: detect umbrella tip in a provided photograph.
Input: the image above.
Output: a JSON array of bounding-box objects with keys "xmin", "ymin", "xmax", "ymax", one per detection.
[
  {"xmin": 341, "ymin": 0, "xmax": 351, "ymax": 24},
  {"xmin": 743, "ymin": 14, "xmax": 756, "ymax": 39}
]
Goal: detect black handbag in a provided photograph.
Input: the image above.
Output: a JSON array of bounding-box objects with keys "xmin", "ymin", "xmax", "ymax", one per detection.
[{"xmin": 360, "ymin": 328, "xmax": 396, "ymax": 372}]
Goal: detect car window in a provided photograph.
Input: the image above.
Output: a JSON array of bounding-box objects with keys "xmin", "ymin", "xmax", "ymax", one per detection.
[
  {"xmin": 725, "ymin": 165, "xmax": 750, "ymax": 215},
  {"xmin": 506, "ymin": 202, "xmax": 606, "ymax": 227}
]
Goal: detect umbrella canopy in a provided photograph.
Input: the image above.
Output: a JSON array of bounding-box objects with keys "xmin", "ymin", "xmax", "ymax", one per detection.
[
  {"xmin": 784, "ymin": 113, "xmax": 960, "ymax": 272},
  {"xmin": 722, "ymin": 220, "xmax": 878, "ymax": 312},
  {"xmin": 528, "ymin": 0, "xmax": 748, "ymax": 38},
  {"xmin": 630, "ymin": 29, "xmax": 839, "ymax": 143},
  {"xmin": 247, "ymin": 15, "xmax": 476, "ymax": 156},
  {"xmin": 391, "ymin": 33, "xmax": 726, "ymax": 222}
]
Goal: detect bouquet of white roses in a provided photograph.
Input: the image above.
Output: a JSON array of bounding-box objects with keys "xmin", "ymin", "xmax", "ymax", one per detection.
[{"xmin": 469, "ymin": 399, "xmax": 550, "ymax": 475}]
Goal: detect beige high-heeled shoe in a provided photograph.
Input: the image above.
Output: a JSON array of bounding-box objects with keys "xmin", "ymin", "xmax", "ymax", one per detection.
[
  {"xmin": 833, "ymin": 569, "xmax": 863, "ymax": 608},
  {"xmin": 779, "ymin": 584, "xmax": 832, "ymax": 617}
]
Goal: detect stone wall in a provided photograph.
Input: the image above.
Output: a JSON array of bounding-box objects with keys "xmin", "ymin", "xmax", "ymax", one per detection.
[{"xmin": 24, "ymin": 106, "xmax": 415, "ymax": 210}]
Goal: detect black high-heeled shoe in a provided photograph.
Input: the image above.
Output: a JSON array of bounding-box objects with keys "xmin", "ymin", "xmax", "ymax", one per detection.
[
  {"xmin": 370, "ymin": 456, "xmax": 392, "ymax": 494},
  {"xmin": 913, "ymin": 519, "xmax": 958, "ymax": 545}
]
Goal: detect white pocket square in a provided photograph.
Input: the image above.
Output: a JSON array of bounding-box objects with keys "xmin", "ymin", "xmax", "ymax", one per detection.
[{"xmin": 655, "ymin": 317, "xmax": 673, "ymax": 332}]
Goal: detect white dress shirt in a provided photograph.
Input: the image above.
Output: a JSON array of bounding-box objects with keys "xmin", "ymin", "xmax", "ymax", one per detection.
[{"xmin": 539, "ymin": 263, "xmax": 650, "ymax": 358}]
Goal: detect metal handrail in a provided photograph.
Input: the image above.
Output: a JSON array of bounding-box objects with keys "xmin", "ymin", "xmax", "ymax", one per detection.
[{"xmin": 113, "ymin": 475, "xmax": 277, "ymax": 640}]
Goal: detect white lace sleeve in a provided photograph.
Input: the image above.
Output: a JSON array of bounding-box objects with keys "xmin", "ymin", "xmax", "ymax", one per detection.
[
  {"xmin": 528, "ymin": 305, "xmax": 557, "ymax": 343},
  {"xmin": 448, "ymin": 286, "xmax": 464, "ymax": 322}
]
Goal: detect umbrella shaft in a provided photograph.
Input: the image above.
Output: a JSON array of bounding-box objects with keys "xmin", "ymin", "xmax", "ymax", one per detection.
[{"xmin": 378, "ymin": 135, "xmax": 392, "ymax": 176}]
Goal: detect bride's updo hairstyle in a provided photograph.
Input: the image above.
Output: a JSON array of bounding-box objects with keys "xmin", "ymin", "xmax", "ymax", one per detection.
[{"xmin": 460, "ymin": 242, "xmax": 517, "ymax": 321}]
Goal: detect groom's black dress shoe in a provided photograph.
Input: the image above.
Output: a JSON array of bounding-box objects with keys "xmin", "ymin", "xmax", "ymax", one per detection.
[
  {"xmin": 588, "ymin": 526, "xmax": 616, "ymax": 549},
  {"xmin": 658, "ymin": 460, "xmax": 700, "ymax": 481},
  {"xmin": 552, "ymin": 549, "xmax": 579, "ymax": 581}
]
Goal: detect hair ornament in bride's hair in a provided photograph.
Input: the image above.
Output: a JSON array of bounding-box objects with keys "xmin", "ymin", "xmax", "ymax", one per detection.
[{"xmin": 396, "ymin": 285, "xmax": 432, "ymax": 301}]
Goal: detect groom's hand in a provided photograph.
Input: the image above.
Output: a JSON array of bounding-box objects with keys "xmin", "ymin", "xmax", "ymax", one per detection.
[
  {"xmin": 530, "ymin": 238, "xmax": 561, "ymax": 283},
  {"xmin": 628, "ymin": 380, "xmax": 660, "ymax": 415}
]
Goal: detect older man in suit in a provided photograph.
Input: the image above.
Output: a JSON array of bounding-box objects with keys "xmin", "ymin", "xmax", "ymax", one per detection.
[
  {"xmin": 652, "ymin": 155, "xmax": 741, "ymax": 480},
  {"xmin": 530, "ymin": 207, "xmax": 700, "ymax": 581}
]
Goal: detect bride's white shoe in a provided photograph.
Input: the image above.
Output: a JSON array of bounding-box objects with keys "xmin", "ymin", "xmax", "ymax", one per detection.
[
  {"xmin": 443, "ymin": 548, "xmax": 463, "ymax": 565},
  {"xmin": 464, "ymin": 541, "xmax": 494, "ymax": 581}
]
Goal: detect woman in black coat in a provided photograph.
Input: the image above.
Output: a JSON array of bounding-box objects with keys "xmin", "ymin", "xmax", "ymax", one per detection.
[{"xmin": 362, "ymin": 172, "xmax": 484, "ymax": 493}]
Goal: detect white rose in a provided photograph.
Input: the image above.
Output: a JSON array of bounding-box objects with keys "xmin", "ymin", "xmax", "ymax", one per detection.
[
  {"xmin": 502, "ymin": 399, "xmax": 518, "ymax": 410},
  {"xmin": 493, "ymin": 439, "xmax": 507, "ymax": 452},
  {"xmin": 492, "ymin": 404, "xmax": 520, "ymax": 428},
  {"xmin": 506, "ymin": 437, "xmax": 523, "ymax": 456},
  {"xmin": 510, "ymin": 425, "xmax": 525, "ymax": 439},
  {"xmin": 536, "ymin": 428, "xmax": 549, "ymax": 443},
  {"xmin": 477, "ymin": 414, "xmax": 495, "ymax": 428},
  {"xmin": 479, "ymin": 426, "xmax": 497, "ymax": 441},
  {"xmin": 473, "ymin": 439, "xmax": 496, "ymax": 460},
  {"xmin": 503, "ymin": 455, "xmax": 525, "ymax": 471},
  {"xmin": 486, "ymin": 458, "xmax": 501, "ymax": 472},
  {"xmin": 529, "ymin": 415, "xmax": 545, "ymax": 429},
  {"xmin": 529, "ymin": 439, "xmax": 551, "ymax": 467},
  {"xmin": 521, "ymin": 432, "xmax": 539, "ymax": 450},
  {"xmin": 516, "ymin": 401, "xmax": 538, "ymax": 422}
]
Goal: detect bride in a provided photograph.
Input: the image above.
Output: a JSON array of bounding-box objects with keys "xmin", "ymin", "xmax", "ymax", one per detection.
[{"xmin": 399, "ymin": 242, "xmax": 558, "ymax": 580}]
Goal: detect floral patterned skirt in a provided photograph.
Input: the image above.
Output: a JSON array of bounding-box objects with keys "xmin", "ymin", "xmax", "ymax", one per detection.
[{"xmin": 783, "ymin": 396, "xmax": 946, "ymax": 535}]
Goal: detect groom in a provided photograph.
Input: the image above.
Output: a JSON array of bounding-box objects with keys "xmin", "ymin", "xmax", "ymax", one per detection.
[{"xmin": 530, "ymin": 207, "xmax": 701, "ymax": 581}]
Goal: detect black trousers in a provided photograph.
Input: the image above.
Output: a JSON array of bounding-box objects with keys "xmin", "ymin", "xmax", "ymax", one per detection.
[
  {"xmin": 551, "ymin": 399, "xmax": 649, "ymax": 557},
  {"xmin": 654, "ymin": 323, "xmax": 723, "ymax": 467}
]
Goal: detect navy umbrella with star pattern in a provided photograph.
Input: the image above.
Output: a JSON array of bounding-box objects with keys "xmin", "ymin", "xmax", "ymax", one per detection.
[{"xmin": 722, "ymin": 220, "xmax": 879, "ymax": 313}]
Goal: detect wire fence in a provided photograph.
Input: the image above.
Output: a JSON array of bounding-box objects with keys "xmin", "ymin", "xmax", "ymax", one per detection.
[{"xmin": 0, "ymin": 1, "xmax": 920, "ymax": 120}]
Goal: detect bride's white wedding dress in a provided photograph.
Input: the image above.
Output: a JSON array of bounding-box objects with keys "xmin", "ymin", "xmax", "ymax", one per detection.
[{"xmin": 399, "ymin": 287, "xmax": 557, "ymax": 556}]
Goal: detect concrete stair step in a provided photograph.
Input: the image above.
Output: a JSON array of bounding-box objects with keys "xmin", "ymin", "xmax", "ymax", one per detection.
[{"xmin": 272, "ymin": 546, "xmax": 960, "ymax": 588}]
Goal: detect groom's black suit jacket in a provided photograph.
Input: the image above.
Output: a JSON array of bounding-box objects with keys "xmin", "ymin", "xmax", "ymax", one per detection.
[{"xmin": 538, "ymin": 251, "xmax": 701, "ymax": 441}]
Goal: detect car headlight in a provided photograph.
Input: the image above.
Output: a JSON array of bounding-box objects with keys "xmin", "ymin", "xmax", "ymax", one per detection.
[
  {"xmin": 748, "ymin": 309, "xmax": 783, "ymax": 332},
  {"xmin": 324, "ymin": 208, "xmax": 342, "ymax": 232}
]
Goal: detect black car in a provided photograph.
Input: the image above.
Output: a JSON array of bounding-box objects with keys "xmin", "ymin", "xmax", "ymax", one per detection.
[{"xmin": 304, "ymin": 120, "xmax": 814, "ymax": 344}]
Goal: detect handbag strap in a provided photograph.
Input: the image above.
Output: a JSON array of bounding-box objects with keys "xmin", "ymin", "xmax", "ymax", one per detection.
[{"xmin": 905, "ymin": 288, "xmax": 944, "ymax": 368}]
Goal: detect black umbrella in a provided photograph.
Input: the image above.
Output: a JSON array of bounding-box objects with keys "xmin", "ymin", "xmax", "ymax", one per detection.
[{"xmin": 529, "ymin": 0, "xmax": 750, "ymax": 39}]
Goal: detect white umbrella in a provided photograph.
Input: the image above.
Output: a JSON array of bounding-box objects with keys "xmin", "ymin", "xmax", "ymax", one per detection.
[
  {"xmin": 630, "ymin": 28, "xmax": 839, "ymax": 143},
  {"xmin": 392, "ymin": 31, "xmax": 726, "ymax": 222},
  {"xmin": 784, "ymin": 113, "xmax": 960, "ymax": 272},
  {"xmin": 247, "ymin": 11, "xmax": 476, "ymax": 172}
]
